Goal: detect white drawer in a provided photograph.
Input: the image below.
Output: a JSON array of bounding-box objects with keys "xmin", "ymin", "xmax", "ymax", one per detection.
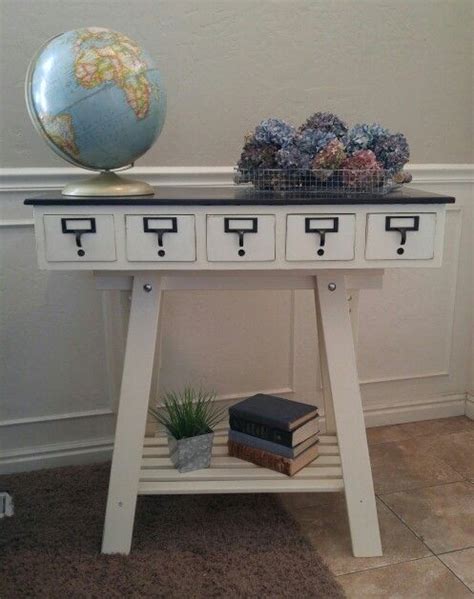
[
  {"xmin": 207, "ymin": 215, "xmax": 275, "ymax": 261},
  {"xmin": 125, "ymin": 215, "xmax": 196, "ymax": 261},
  {"xmin": 365, "ymin": 213, "xmax": 436, "ymax": 260},
  {"xmin": 44, "ymin": 215, "xmax": 116, "ymax": 262},
  {"xmin": 286, "ymin": 214, "xmax": 355, "ymax": 261}
]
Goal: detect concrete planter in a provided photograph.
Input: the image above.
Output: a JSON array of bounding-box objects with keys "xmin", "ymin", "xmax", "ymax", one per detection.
[{"xmin": 167, "ymin": 431, "xmax": 214, "ymax": 473}]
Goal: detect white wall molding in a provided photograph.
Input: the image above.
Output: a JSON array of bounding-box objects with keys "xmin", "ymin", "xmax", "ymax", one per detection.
[
  {"xmin": 1, "ymin": 163, "xmax": 473, "ymax": 194},
  {"xmin": 0, "ymin": 407, "xmax": 114, "ymax": 428},
  {"xmin": 466, "ymin": 394, "xmax": 474, "ymax": 420},
  {"xmin": 1, "ymin": 163, "xmax": 472, "ymax": 473},
  {"xmin": 1, "ymin": 393, "xmax": 469, "ymax": 474},
  {"xmin": 0, "ymin": 166, "xmax": 234, "ymax": 193}
]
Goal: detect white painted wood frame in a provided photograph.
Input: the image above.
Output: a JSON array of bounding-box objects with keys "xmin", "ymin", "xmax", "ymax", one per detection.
[{"xmin": 100, "ymin": 271, "xmax": 382, "ymax": 557}]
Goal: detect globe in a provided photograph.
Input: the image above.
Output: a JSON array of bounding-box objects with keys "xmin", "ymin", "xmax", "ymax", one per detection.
[{"xmin": 25, "ymin": 27, "xmax": 166, "ymax": 195}]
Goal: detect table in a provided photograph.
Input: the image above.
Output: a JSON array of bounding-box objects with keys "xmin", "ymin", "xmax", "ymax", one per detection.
[{"xmin": 25, "ymin": 186, "xmax": 454, "ymax": 556}]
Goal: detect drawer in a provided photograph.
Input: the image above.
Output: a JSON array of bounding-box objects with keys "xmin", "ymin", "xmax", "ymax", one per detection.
[
  {"xmin": 126, "ymin": 215, "xmax": 196, "ymax": 261},
  {"xmin": 44, "ymin": 215, "xmax": 116, "ymax": 262},
  {"xmin": 207, "ymin": 215, "xmax": 275, "ymax": 261},
  {"xmin": 286, "ymin": 214, "xmax": 355, "ymax": 261},
  {"xmin": 365, "ymin": 213, "xmax": 436, "ymax": 260}
]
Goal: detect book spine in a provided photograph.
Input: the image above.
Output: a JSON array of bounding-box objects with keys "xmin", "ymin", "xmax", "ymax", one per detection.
[
  {"xmin": 229, "ymin": 415, "xmax": 293, "ymax": 447},
  {"xmin": 228, "ymin": 440, "xmax": 292, "ymax": 476},
  {"xmin": 228, "ymin": 430, "xmax": 294, "ymax": 458}
]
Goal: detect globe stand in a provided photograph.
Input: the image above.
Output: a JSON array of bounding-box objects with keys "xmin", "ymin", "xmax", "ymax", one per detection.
[{"xmin": 62, "ymin": 171, "xmax": 154, "ymax": 197}]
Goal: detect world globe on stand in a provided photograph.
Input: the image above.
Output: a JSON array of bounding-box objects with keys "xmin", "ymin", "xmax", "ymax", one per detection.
[{"xmin": 25, "ymin": 27, "xmax": 167, "ymax": 196}]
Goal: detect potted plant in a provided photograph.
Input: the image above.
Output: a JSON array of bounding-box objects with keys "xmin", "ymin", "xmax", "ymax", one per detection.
[{"xmin": 149, "ymin": 387, "xmax": 224, "ymax": 473}]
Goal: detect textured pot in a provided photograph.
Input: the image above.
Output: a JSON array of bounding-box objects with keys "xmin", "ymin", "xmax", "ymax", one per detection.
[{"xmin": 167, "ymin": 431, "xmax": 214, "ymax": 473}]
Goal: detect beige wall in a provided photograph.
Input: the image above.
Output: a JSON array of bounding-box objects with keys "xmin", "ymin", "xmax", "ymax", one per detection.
[{"xmin": 0, "ymin": 0, "xmax": 473, "ymax": 168}]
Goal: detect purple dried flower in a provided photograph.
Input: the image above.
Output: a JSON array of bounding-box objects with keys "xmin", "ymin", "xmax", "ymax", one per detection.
[
  {"xmin": 299, "ymin": 112, "xmax": 348, "ymax": 141},
  {"xmin": 277, "ymin": 140, "xmax": 311, "ymax": 169},
  {"xmin": 373, "ymin": 132, "xmax": 410, "ymax": 173},
  {"xmin": 237, "ymin": 133, "xmax": 279, "ymax": 171},
  {"xmin": 341, "ymin": 150, "xmax": 384, "ymax": 189},
  {"xmin": 254, "ymin": 118, "xmax": 295, "ymax": 147}
]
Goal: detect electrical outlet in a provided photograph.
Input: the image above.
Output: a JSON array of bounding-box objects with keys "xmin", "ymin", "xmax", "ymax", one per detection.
[{"xmin": 0, "ymin": 492, "xmax": 14, "ymax": 518}]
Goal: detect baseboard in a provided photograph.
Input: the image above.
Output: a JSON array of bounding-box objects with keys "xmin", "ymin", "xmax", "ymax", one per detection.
[
  {"xmin": 466, "ymin": 393, "xmax": 474, "ymax": 420},
  {"xmin": 361, "ymin": 393, "xmax": 467, "ymax": 428},
  {"xmin": 0, "ymin": 437, "xmax": 113, "ymax": 475},
  {"xmin": 2, "ymin": 393, "xmax": 470, "ymax": 474}
]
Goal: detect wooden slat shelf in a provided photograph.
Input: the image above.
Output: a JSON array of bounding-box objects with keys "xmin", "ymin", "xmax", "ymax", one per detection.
[{"xmin": 138, "ymin": 433, "xmax": 344, "ymax": 495}]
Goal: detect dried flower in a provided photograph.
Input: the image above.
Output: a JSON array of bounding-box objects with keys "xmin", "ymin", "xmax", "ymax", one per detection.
[
  {"xmin": 341, "ymin": 150, "xmax": 384, "ymax": 189},
  {"xmin": 299, "ymin": 111, "xmax": 348, "ymax": 141},
  {"xmin": 346, "ymin": 123, "xmax": 389, "ymax": 153},
  {"xmin": 373, "ymin": 132, "xmax": 410, "ymax": 173},
  {"xmin": 237, "ymin": 134, "xmax": 279, "ymax": 172},
  {"xmin": 254, "ymin": 118, "xmax": 295, "ymax": 147},
  {"xmin": 277, "ymin": 130, "xmax": 336, "ymax": 169},
  {"xmin": 312, "ymin": 138, "xmax": 346, "ymax": 170}
]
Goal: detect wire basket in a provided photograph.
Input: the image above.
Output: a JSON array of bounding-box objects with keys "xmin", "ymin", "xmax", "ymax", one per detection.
[{"xmin": 234, "ymin": 168, "xmax": 401, "ymax": 195}]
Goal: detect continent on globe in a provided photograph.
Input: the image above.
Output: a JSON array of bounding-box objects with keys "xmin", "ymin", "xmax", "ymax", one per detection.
[
  {"xmin": 40, "ymin": 114, "xmax": 79, "ymax": 157},
  {"xmin": 74, "ymin": 27, "xmax": 152, "ymax": 119}
]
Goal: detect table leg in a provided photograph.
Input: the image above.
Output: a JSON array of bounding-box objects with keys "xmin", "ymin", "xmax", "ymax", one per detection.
[
  {"xmin": 315, "ymin": 290, "xmax": 336, "ymax": 434},
  {"xmin": 315, "ymin": 274, "xmax": 382, "ymax": 557},
  {"xmin": 101, "ymin": 273, "xmax": 162, "ymax": 554}
]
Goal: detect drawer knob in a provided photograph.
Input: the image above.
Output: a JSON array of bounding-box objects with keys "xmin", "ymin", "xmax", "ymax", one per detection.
[
  {"xmin": 143, "ymin": 284, "xmax": 153, "ymax": 293},
  {"xmin": 328, "ymin": 282, "xmax": 337, "ymax": 291}
]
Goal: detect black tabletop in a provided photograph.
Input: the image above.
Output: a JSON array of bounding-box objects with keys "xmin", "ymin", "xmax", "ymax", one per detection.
[{"xmin": 24, "ymin": 186, "xmax": 455, "ymax": 206}]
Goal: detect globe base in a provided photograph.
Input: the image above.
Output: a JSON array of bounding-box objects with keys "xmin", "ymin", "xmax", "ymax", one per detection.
[{"xmin": 62, "ymin": 171, "xmax": 154, "ymax": 197}]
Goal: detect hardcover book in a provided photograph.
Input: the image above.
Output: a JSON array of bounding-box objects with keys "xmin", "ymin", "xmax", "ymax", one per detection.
[
  {"xmin": 228, "ymin": 429, "xmax": 319, "ymax": 459},
  {"xmin": 229, "ymin": 414, "xmax": 318, "ymax": 447},
  {"xmin": 228, "ymin": 439, "xmax": 319, "ymax": 476},
  {"xmin": 229, "ymin": 394, "xmax": 318, "ymax": 431}
]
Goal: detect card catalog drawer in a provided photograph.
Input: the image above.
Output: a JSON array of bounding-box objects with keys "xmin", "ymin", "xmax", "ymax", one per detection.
[
  {"xmin": 126, "ymin": 215, "xmax": 196, "ymax": 261},
  {"xmin": 44, "ymin": 215, "xmax": 116, "ymax": 262},
  {"xmin": 365, "ymin": 213, "xmax": 436, "ymax": 260},
  {"xmin": 286, "ymin": 214, "xmax": 355, "ymax": 261},
  {"xmin": 207, "ymin": 215, "xmax": 275, "ymax": 261}
]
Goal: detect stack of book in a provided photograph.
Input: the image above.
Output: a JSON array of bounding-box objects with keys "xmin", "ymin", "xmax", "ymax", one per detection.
[{"xmin": 228, "ymin": 393, "xmax": 319, "ymax": 476}]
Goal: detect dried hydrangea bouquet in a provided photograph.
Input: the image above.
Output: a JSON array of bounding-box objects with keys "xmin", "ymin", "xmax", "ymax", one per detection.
[{"xmin": 235, "ymin": 112, "xmax": 411, "ymax": 193}]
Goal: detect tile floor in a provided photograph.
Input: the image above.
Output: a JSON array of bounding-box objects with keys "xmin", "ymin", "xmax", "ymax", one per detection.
[{"xmin": 280, "ymin": 416, "xmax": 474, "ymax": 598}]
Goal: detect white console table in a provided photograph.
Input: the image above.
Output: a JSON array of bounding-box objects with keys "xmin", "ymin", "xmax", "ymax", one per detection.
[{"xmin": 25, "ymin": 186, "xmax": 454, "ymax": 557}]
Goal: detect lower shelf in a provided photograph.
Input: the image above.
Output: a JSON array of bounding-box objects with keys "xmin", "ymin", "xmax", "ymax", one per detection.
[{"xmin": 139, "ymin": 431, "xmax": 344, "ymax": 494}]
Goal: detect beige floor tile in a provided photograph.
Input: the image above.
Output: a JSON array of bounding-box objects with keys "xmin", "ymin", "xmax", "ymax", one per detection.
[
  {"xmin": 381, "ymin": 481, "xmax": 474, "ymax": 554},
  {"xmin": 279, "ymin": 493, "xmax": 431, "ymax": 576},
  {"xmin": 438, "ymin": 548, "xmax": 474, "ymax": 592},
  {"xmin": 366, "ymin": 424, "xmax": 411, "ymax": 445},
  {"xmin": 369, "ymin": 439, "xmax": 463, "ymax": 494},
  {"xmin": 397, "ymin": 416, "xmax": 474, "ymax": 438},
  {"xmin": 338, "ymin": 556, "xmax": 473, "ymax": 598},
  {"xmin": 396, "ymin": 431, "xmax": 474, "ymax": 482}
]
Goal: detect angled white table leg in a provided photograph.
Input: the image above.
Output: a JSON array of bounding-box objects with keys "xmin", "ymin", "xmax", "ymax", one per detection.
[
  {"xmin": 315, "ymin": 273, "xmax": 382, "ymax": 557},
  {"xmin": 315, "ymin": 291, "xmax": 336, "ymax": 434},
  {"xmin": 102, "ymin": 273, "xmax": 162, "ymax": 554}
]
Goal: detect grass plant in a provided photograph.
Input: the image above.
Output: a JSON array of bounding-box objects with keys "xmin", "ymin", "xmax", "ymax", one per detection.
[{"xmin": 149, "ymin": 387, "xmax": 225, "ymax": 440}]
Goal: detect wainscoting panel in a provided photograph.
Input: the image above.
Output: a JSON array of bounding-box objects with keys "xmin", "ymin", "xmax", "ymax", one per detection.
[{"xmin": 0, "ymin": 165, "xmax": 472, "ymax": 472}]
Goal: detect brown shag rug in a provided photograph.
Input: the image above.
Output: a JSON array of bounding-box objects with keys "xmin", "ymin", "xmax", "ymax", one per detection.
[{"xmin": 0, "ymin": 463, "xmax": 345, "ymax": 598}]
